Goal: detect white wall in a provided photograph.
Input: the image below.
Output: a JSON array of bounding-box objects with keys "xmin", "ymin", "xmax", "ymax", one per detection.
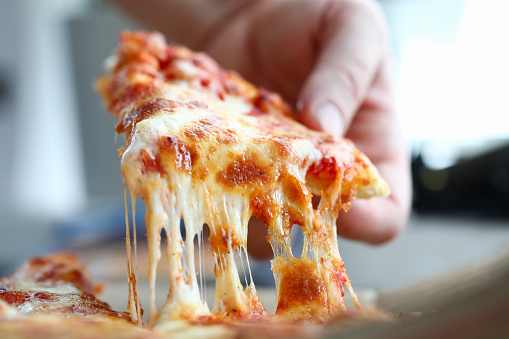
[
  {"xmin": 4, "ymin": 0, "xmax": 87, "ymax": 219},
  {"xmin": 382, "ymin": 0, "xmax": 509, "ymax": 156}
]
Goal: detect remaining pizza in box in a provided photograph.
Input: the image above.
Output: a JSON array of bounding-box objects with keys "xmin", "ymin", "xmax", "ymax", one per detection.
[{"xmin": 0, "ymin": 252, "xmax": 157, "ymax": 339}]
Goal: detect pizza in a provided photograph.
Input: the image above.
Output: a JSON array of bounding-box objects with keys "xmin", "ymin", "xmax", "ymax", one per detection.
[
  {"xmin": 1, "ymin": 30, "xmax": 391, "ymax": 337},
  {"xmin": 0, "ymin": 252, "xmax": 158, "ymax": 339},
  {"xmin": 96, "ymin": 30, "xmax": 390, "ymax": 328}
]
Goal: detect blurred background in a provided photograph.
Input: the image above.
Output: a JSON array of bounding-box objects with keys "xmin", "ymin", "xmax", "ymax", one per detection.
[{"xmin": 0, "ymin": 0, "xmax": 509, "ymax": 310}]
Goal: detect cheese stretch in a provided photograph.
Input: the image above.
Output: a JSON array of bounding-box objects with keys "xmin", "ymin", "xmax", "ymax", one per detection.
[{"xmin": 97, "ymin": 31, "xmax": 390, "ymax": 326}]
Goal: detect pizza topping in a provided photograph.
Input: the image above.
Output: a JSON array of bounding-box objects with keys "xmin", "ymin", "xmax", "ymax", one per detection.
[
  {"xmin": 216, "ymin": 152, "xmax": 274, "ymax": 189},
  {"xmin": 97, "ymin": 31, "xmax": 390, "ymax": 327}
]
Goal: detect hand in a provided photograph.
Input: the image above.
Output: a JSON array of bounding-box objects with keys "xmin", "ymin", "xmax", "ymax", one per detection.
[{"xmin": 200, "ymin": 0, "xmax": 411, "ymax": 257}]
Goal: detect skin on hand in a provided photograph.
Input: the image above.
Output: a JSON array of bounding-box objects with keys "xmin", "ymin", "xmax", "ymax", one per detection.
[{"xmin": 112, "ymin": 0, "xmax": 412, "ymax": 259}]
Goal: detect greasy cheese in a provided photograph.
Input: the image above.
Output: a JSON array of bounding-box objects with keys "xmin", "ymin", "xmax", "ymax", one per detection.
[{"xmin": 97, "ymin": 31, "xmax": 390, "ymax": 326}]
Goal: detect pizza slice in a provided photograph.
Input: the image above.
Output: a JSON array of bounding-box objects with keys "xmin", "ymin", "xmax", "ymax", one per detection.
[
  {"xmin": 0, "ymin": 252, "xmax": 158, "ymax": 339},
  {"xmin": 0, "ymin": 252, "xmax": 129, "ymax": 321},
  {"xmin": 97, "ymin": 31, "xmax": 390, "ymax": 327}
]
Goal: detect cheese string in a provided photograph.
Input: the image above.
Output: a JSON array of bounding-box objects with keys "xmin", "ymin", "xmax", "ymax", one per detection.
[{"xmin": 123, "ymin": 180, "xmax": 142, "ymax": 325}]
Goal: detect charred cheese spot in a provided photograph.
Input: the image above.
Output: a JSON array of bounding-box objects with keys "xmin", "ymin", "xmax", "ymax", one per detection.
[
  {"xmin": 216, "ymin": 153, "xmax": 273, "ymax": 189},
  {"xmin": 139, "ymin": 137, "xmax": 199, "ymax": 174},
  {"xmin": 116, "ymin": 98, "xmax": 175, "ymax": 134},
  {"xmin": 275, "ymin": 260, "xmax": 326, "ymax": 313},
  {"xmin": 159, "ymin": 135, "xmax": 199, "ymax": 172}
]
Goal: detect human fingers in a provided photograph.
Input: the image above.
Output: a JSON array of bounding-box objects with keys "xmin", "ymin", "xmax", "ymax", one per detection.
[
  {"xmin": 337, "ymin": 59, "xmax": 412, "ymax": 243},
  {"xmin": 297, "ymin": 0, "xmax": 389, "ymax": 136}
]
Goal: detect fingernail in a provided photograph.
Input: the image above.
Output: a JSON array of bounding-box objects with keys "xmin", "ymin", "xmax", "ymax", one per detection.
[{"xmin": 315, "ymin": 102, "xmax": 343, "ymax": 136}]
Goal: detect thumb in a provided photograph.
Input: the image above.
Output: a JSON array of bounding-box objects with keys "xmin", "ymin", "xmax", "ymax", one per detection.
[{"xmin": 297, "ymin": 0, "xmax": 387, "ymax": 136}]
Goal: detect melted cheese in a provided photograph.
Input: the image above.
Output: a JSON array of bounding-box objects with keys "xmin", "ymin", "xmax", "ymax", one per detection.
[
  {"xmin": 9, "ymin": 282, "xmax": 82, "ymax": 295},
  {"xmin": 0, "ymin": 300, "xmax": 20, "ymax": 319},
  {"xmin": 98, "ymin": 31, "xmax": 390, "ymax": 327}
]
